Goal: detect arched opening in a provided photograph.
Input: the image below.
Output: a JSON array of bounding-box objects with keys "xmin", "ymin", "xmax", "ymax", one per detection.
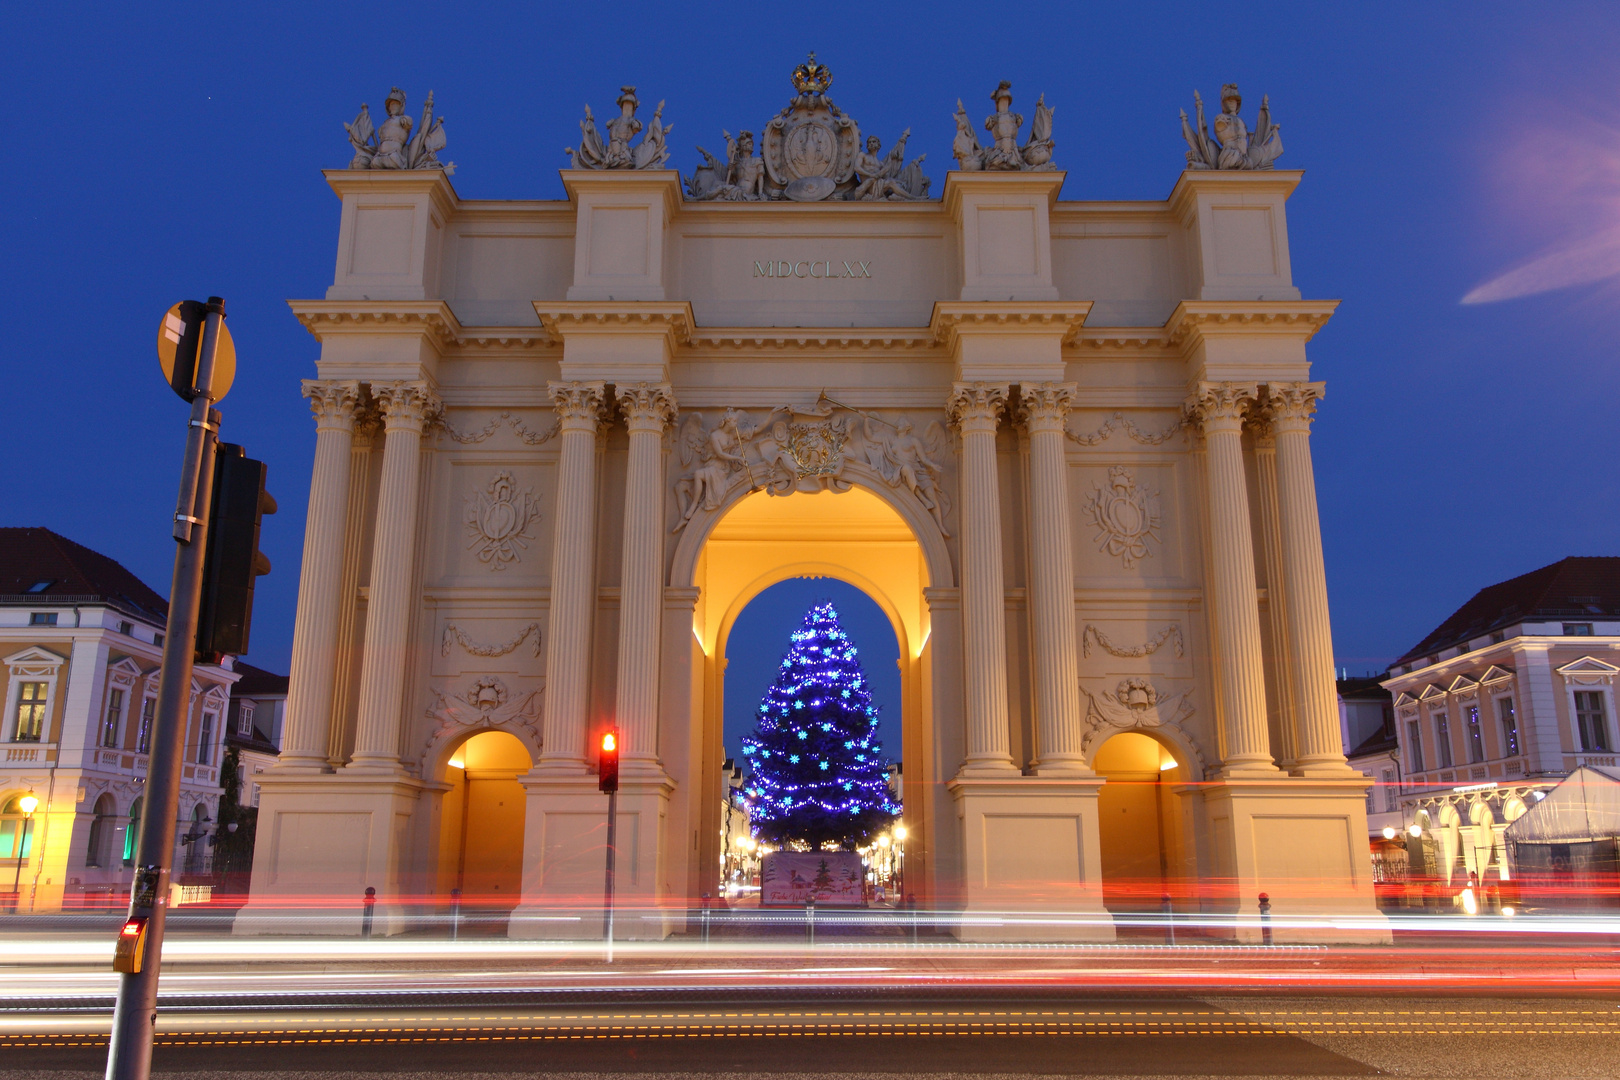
[
  {"xmin": 1094, "ymin": 731, "xmax": 1187, "ymax": 915},
  {"xmin": 123, "ymin": 796, "xmax": 142, "ymax": 866},
  {"xmin": 86, "ymin": 794, "xmax": 117, "ymax": 868},
  {"xmin": 436, "ymin": 729, "xmax": 532, "ymax": 914},
  {"xmin": 684, "ymin": 484, "xmax": 933, "ymax": 905},
  {"xmin": 183, "ymin": 804, "xmax": 210, "ymax": 875}
]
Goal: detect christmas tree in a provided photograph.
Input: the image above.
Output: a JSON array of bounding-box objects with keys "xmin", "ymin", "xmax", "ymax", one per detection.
[{"xmin": 741, "ymin": 601, "xmax": 900, "ymax": 848}]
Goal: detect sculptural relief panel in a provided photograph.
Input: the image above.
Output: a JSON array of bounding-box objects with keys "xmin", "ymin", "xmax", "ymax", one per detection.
[
  {"xmin": 1068, "ymin": 461, "xmax": 1187, "ymax": 583},
  {"xmin": 431, "ymin": 449, "xmax": 556, "ymax": 584}
]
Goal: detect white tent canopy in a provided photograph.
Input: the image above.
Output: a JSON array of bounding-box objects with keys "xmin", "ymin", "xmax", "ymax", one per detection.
[{"xmin": 1505, "ymin": 766, "xmax": 1620, "ymax": 845}]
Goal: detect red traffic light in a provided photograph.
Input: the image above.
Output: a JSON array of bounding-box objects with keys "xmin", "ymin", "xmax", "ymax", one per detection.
[{"xmin": 599, "ymin": 728, "xmax": 620, "ymax": 793}]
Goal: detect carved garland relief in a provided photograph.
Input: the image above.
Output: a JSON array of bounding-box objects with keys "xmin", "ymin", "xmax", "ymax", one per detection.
[
  {"xmin": 1082, "ymin": 623, "xmax": 1184, "ymax": 659},
  {"xmin": 441, "ymin": 622, "xmax": 542, "ymax": 659}
]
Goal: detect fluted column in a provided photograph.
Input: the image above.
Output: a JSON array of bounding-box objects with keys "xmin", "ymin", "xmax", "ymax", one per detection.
[
  {"xmin": 948, "ymin": 382, "xmax": 1018, "ymax": 775},
  {"xmin": 349, "ymin": 381, "xmax": 441, "ymax": 769},
  {"xmin": 1020, "ymin": 383, "xmax": 1089, "ymax": 775},
  {"xmin": 1251, "ymin": 427, "xmax": 1298, "ymax": 770},
  {"xmin": 280, "ymin": 380, "xmax": 362, "ymax": 770},
  {"xmin": 538, "ymin": 381, "xmax": 607, "ymax": 774},
  {"xmin": 615, "ymin": 383, "xmax": 676, "ymax": 772},
  {"xmin": 1265, "ymin": 381, "xmax": 1351, "ymax": 774},
  {"xmin": 1186, "ymin": 382, "xmax": 1277, "ymax": 774}
]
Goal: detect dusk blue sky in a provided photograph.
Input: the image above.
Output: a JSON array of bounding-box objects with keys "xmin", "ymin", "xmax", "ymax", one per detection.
[{"xmin": 7, "ymin": 4, "xmax": 1619, "ymax": 728}]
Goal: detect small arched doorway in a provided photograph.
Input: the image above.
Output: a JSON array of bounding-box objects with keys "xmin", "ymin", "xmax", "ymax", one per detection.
[
  {"xmin": 1094, "ymin": 731, "xmax": 1187, "ymax": 914},
  {"xmin": 437, "ymin": 729, "xmax": 531, "ymax": 912}
]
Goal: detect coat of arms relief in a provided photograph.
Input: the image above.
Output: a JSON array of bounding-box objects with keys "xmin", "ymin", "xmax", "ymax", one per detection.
[
  {"xmin": 684, "ymin": 55, "xmax": 930, "ymax": 202},
  {"xmin": 1085, "ymin": 466, "xmax": 1162, "ymax": 569},
  {"xmin": 672, "ymin": 398, "xmax": 951, "ymax": 535},
  {"xmin": 464, "ymin": 471, "xmax": 540, "ymax": 570}
]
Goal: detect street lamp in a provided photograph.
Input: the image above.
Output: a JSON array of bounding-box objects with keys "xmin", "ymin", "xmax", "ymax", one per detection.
[{"xmin": 11, "ymin": 791, "xmax": 39, "ymax": 913}]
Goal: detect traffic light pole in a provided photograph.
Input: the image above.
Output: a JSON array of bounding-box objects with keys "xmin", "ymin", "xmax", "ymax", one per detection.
[
  {"xmin": 603, "ymin": 789, "xmax": 617, "ymax": 963},
  {"xmin": 105, "ymin": 299, "xmax": 227, "ymax": 1080}
]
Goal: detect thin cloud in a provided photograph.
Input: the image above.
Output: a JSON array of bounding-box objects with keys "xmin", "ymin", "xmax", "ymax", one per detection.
[{"xmin": 1461, "ymin": 229, "xmax": 1620, "ymax": 304}]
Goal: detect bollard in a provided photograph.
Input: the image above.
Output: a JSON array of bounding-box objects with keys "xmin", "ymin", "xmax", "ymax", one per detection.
[
  {"xmin": 907, "ymin": 892, "xmax": 918, "ymax": 945},
  {"xmin": 1258, "ymin": 892, "xmax": 1272, "ymax": 946},
  {"xmin": 701, "ymin": 892, "xmax": 711, "ymax": 945},
  {"xmin": 449, "ymin": 888, "xmax": 461, "ymax": 941},
  {"xmin": 805, "ymin": 898, "xmax": 815, "ymax": 946},
  {"xmin": 362, "ymin": 886, "xmax": 377, "ymax": 939},
  {"xmin": 1161, "ymin": 892, "xmax": 1176, "ymax": 946}
]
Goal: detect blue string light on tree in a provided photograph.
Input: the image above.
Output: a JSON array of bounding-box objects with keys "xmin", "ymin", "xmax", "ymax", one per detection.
[{"xmin": 740, "ymin": 601, "xmax": 899, "ymax": 849}]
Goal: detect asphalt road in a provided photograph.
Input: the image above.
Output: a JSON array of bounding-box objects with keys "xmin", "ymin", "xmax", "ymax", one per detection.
[{"xmin": 3, "ymin": 994, "xmax": 1616, "ymax": 1079}]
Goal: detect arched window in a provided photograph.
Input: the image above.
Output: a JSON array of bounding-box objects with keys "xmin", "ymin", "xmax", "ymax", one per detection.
[
  {"xmin": 0, "ymin": 795, "xmax": 36, "ymax": 859},
  {"xmin": 85, "ymin": 793, "xmax": 117, "ymax": 867},
  {"xmin": 184, "ymin": 803, "xmax": 210, "ymax": 874},
  {"xmin": 122, "ymin": 797, "xmax": 142, "ymax": 866}
]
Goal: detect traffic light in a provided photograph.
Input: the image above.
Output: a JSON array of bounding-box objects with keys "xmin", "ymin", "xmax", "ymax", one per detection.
[
  {"xmin": 197, "ymin": 444, "xmax": 276, "ymax": 661},
  {"xmin": 599, "ymin": 728, "xmax": 620, "ymax": 793}
]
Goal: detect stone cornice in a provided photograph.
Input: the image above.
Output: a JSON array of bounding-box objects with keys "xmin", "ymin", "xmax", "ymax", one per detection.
[
  {"xmin": 532, "ymin": 302, "xmax": 695, "ymax": 346},
  {"xmin": 689, "ymin": 329, "xmax": 937, "ymax": 352},
  {"xmin": 1165, "ymin": 169, "xmax": 1304, "ymax": 219},
  {"xmin": 322, "ymin": 167, "xmax": 460, "ymax": 216},
  {"xmin": 559, "ymin": 168, "xmax": 683, "ymax": 213},
  {"xmin": 928, "ymin": 302, "xmax": 1093, "ymax": 349},
  {"xmin": 941, "ymin": 170, "xmax": 1066, "ymax": 218},
  {"xmin": 1164, "ymin": 301, "xmax": 1339, "ymax": 347},
  {"xmin": 289, "ymin": 301, "xmax": 463, "ymax": 348}
]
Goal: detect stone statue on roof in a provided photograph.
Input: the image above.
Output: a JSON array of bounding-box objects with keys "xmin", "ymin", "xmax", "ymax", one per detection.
[
  {"xmin": 345, "ymin": 87, "xmax": 452, "ymax": 172},
  {"xmin": 566, "ymin": 86, "xmax": 673, "ymax": 170},
  {"xmin": 951, "ymin": 82, "xmax": 1055, "ymax": 172},
  {"xmin": 1180, "ymin": 84, "xmax": 1283, "ymax": 170}
]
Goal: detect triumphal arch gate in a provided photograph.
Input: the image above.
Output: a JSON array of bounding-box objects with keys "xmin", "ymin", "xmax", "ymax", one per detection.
[{"xmin": 239, "ymin": 65, "xmax": 1387, "ymax": 941}]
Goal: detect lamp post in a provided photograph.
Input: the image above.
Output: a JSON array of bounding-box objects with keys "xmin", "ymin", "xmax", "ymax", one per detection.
[{"xmin": 10, "ymin": 792, "xmax": 38, "ymax": 913}]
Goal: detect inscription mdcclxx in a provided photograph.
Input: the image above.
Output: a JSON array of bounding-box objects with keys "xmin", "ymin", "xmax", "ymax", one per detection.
[{"xmin": 754, "ymin": 259, "xmax": 873, "ymax": 280}]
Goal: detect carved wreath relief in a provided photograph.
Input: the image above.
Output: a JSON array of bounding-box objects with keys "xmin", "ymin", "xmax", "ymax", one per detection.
[
  {"xmin": 425, "ymin": 676, "xmax": 543, "ymax": 746},
  {"xmin": 465, "ymin": 472, "xmax": 539, "ymax": 570},
  {"xmin": 1085, "ymin": 466, "xmax": 1161, "ymax": 568}
]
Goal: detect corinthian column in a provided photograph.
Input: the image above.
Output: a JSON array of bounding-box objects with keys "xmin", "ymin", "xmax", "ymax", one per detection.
[
  {"xmin": 537, "ymin": 381, "xmax": 606, "ymax": 774},
  {"xmin": 279, "ymin": 380, "xmax": 362, "ymax": 771},
  {"xmin": 614, "ymin": 384, "xmax": 677, "ymax": 771},
  {"xmin": 1020, "ymin": 383, "xmax": 1089, "ymax": 775},
  {"xmin": 1186, "ymin": 382, "xmax": 1277, "ymax": 775},
  {"xmin": 1264, "ymin": 381, "xmax": 1352, "ymax": 774},
  {"xmin": 948, "ymin": 382, "xmax": 1018, "ymax": 775},
  {"xmin": 349, "ymin": 381, "xmax": 441, "ymax": 770}
]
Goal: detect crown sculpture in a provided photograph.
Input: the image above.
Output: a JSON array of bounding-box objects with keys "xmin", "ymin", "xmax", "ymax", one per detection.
[
  {"xmin": 1179, "ymin": 84, "xmax": 1282, "ymax": 170},
  {"xmin": 344, "ymin": 87, "xmax": 452, "ymax": 172},
  {"xmin": 951, "ymin": 81, "xmax": 1056, "ymax": 172},
  {"xmin": 685, "ymin": 54, "xmax": 931, "ymax": 202},
  {"xmin": 566, "ymin": 86, "xmax": 673, "ymax": 170}
]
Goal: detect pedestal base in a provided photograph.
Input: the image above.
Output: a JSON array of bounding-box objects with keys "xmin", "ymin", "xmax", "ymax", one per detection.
[
  {"xmin": 1194, "ymin": 776, "xmax": 1392, "ymax": 944},
  {"xmin": 233, "ymin": 769, "xmax": 428, "ymax": 936},
  {"xmin": 508, "ymin": 771, "xmax": 675, "ymax": 940},
  {"xmin": 947, "ymin": 776, "xmax": 1115, "ymax": 943}
]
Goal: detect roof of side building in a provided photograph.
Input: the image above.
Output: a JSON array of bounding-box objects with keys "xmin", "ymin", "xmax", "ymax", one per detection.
[
  {"xmin": 1397, "ymin": 556, "xmax": 1620, "ymax": 665},
  {"xmin": 0, "ymin": 527, "xmax": 168, "ymax": 624}
]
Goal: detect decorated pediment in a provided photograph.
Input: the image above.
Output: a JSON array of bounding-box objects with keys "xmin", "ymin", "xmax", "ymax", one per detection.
[
  {"xmin": 1479, "ymin": 664, "xmax": 1515, "ymax": 687},
  {"xmin": 5, "ymin": 646, "xmax": 66, "ymax": 676},
  {"xmin": 107, "ymin": 656, "xmax": 143, "ymax": 687},
  {"xmin": 1393, "ymin": 691, "xmax": 1418, "ymax": 707},
  {"xmin": 1447, "ymin": 674, "xmax": 1479, "ymax": 698},
  {"xmin": 1418, "ymin": 683, "xmax": 1449, "ymax": 702},
  {"xmin": 1556, "ymin": 656, "xmax": 1620, "ymax": 685}
]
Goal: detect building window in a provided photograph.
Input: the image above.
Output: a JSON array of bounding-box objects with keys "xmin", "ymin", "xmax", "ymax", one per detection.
[
  {"xmin": 1434, "ymin": 713, "xmax": 1453, "ymax": 768},
  {"xmin": 153, "ymin": 633, "xmax": 164, "ymax": 647},
  {"xmin": 0, "ymin": 796, "xmax": 36, "ymax": 859},
  {"xmin": 197, "ymin": 712, "xmax": 215, "ymax": 766},
  {"xmin": 123, "ymin": 797, "xmax": 142, "ymax": 865},
  {"xmin": 1574, "ymin": 690, "xmax": 1612, "ymax": 752},
  {"xmin": 137, "ymin": 697, "xmax": 154, "ymax": 754},
  {"xmin": 25, "ymin": 580, "xmax": 51, "ymax": 594},
  {"xmin": 1381, "ymin": 768, "xmax": 1397, "ymax": 812},
  {"xmin": 1465, "ymin": 705, "xmax": 1486, "ymax": 764},
  {"xmin": 28, "ymin": 612, "xmax": 57, "ymax": 626},
  {"xmin": 1498, "ymin": 697, "xmax": 1520, "ymax": 757},
  {"xmin": 12, "ymin": 681, "xmax": 47, "ymax": 742},
  {"xmin": 117, "ymin": 621, "xmax": 133, "ymax": 636},
  {"xmin": 1406, "ymin": 719, "xmax": 1425, "ymax": 773},
  {"xmin": 1564, "ymin": 623, "xmax": 1594, "ymax": 636},
  {"xmin": 1490, "ymin": 630, "xmax": 1505, "ymax": 644},
  {"xmin": 85, "ymin": 794, "xmax": 117, "ymax": 868},
  {"xmin": 102, "ymin": 688, "xmax": 124, "ymax": 748},
  {"xmin": 236, "ymin": 701, "xmax": 255, "ymax": 737}
]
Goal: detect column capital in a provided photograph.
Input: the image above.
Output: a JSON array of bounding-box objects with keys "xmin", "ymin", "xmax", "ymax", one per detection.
[
  {"xmin": 548, "ymin": 380, "xmax": 608, "ymax": 431},
  {"xmin": 1184, "ymin": 381, "xmax": 1258, "ymax": 435},
  {"xmin": 1016, "ymin": 381, "xmax": 1077, "ymax": 434},
  {"xmin": 616, "ymin": 382, "xmax": 678, "ymax": 432},
  {"xmin": 1260, "ymin": 380, "xmax": 1326, "ymax": 435},
  {"xmin": 947, "ymin": 382, "xmax": 1010, "ymax": 433},
  {"xmin": 371, "ymin": 381, "xmax": 443, "ymax": 433},
  {"xmin": 301, "ymin": 379, "xmax": 363, "ymax": 433}
]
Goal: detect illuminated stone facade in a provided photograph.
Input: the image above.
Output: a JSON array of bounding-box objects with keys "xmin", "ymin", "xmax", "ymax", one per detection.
[{"xmin": 239, "ymin": 75, "xmax": 1385, "ymax": 942}]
